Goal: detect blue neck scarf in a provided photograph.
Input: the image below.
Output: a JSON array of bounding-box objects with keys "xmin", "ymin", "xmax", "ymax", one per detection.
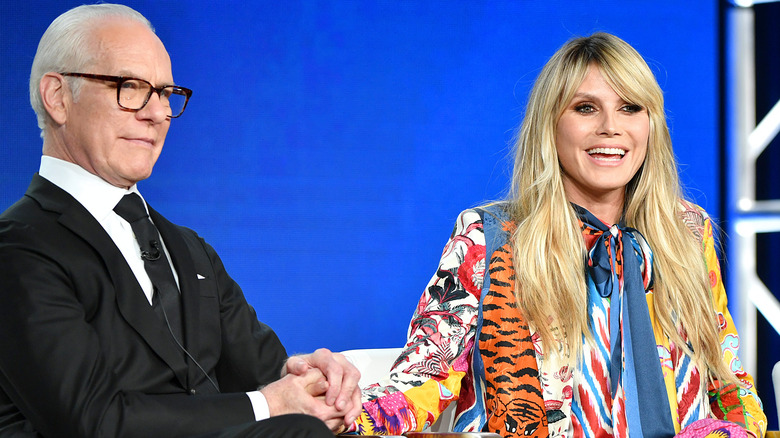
[{"xmin": 574, "ymin": 204, "xmax": 675, "ymax": 438}]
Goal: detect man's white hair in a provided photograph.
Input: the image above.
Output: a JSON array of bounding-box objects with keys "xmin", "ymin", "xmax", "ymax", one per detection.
[{"xmin": 29, "ymin": 4, "xmax": 153, "ymax": 136}]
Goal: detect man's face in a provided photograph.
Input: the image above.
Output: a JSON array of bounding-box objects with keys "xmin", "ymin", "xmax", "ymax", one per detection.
[{"xmin": 59, "ymin": 18, "xmax": 174, "ymax": 188}]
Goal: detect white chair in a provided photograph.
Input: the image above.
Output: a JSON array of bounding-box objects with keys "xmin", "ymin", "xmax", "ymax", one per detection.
[
  {"xmin": 341, "ymin": 347, "xmax": 456, "ymax": 432},
  {"xmin": 341, "ymin": 347, "xmax": 404, "ymax": 388},
  {"xmin": 773, "ymin": 361, "xmax": 780, "ymax": 428}
]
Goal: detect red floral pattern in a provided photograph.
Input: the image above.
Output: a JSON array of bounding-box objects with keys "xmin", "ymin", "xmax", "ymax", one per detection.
[{"xmin": 457, "ymin": 244, "xmax": 485, "ymax": 295}]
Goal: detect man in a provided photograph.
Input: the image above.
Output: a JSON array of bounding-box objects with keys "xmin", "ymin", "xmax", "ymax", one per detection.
[{"xmin": 0, "ymin": 4, "xmax": 359, "ymax": 437}]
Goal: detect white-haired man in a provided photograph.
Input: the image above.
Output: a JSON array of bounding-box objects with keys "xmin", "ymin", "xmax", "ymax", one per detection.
[{"xmin": 0, "ymin": 4, "xmax": 359, "ymax": 437}]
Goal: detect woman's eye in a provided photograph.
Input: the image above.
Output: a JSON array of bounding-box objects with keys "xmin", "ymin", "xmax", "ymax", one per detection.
[
  {"xmin": 574, "ymin": 104, "xmax": 595, "ymax": 114},
  {"xmin": 621, "ymin": 104, "xmax": 643, "ymax": 113}
]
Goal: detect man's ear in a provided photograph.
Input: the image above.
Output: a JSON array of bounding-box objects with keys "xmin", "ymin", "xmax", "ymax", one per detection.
[{"xmin": 39, "ymin": 73, "xmax": 70, "ymax": 126}]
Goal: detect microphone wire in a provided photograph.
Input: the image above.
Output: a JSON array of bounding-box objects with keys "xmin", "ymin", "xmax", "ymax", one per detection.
[{"xmin": 158, "ymin": 288, "xmax": 220, "ymax": 393}]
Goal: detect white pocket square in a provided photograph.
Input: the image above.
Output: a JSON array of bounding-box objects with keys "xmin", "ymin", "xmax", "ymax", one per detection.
[{"xmin": 197, "ymin": 274, "xmax": 206, "ymax": 280}]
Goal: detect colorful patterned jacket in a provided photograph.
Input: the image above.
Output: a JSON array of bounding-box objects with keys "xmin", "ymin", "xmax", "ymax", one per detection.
[{"xmin": 350, "ymin": 201, "xmax": 765, "ymax": 437}]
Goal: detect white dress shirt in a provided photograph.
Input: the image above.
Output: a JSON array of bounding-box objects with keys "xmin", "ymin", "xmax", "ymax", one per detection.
[{"xmin": 38, "ymin": 156, "xmax": 269, "ymax": 421}]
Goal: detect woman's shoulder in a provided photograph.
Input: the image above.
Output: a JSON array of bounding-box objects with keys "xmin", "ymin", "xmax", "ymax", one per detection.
[
  {"xmin": 443, "ymin": 203, "xmax": 512, "ymax": 246},
  {"xmin": 450, "ymin": 203, "xmax": 510, "ymax": 234},
  {"xmin": 471, "ymin": 201, "xmax": 512, "ymax": 220}
]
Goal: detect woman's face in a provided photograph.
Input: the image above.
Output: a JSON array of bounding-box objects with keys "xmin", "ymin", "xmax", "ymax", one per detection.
[{"xmin": 555, "ymin": 64, "xmax": 649, "ymax": 210}]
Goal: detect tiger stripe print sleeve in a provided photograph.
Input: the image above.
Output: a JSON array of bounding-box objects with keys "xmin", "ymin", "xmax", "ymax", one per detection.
[
  {"xmin": 350, "ymin": 209, "xmax": 486, "ymax": 435},
  {"xmin": 697, "ymin": 208, "xmax": 767, "ymax": 438}
]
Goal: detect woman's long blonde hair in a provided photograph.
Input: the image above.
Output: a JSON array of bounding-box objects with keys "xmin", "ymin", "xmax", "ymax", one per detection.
[{"xmin": 509, "ymin": 32, "xmax": 734, "ymax": 384}]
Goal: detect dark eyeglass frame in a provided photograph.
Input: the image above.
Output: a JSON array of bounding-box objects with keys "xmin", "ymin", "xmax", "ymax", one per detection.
[{"xmin": 60, "ymin": 72, "xmax": 193, "ymax": 118}]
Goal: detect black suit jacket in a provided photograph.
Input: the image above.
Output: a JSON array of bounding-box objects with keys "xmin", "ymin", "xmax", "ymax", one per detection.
[{"xmin": 0, "ymin": 175, "xmax": 288, "ymax": 437}]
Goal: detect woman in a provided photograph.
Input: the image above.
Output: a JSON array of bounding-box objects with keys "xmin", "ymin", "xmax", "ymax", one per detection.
[{"xmin": 347, "ymin": 33, "xmax": 766, "ymax": 437}]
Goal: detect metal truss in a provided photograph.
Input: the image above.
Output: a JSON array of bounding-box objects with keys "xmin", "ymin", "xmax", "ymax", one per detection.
[{"xmin": 726, "ymin": 2, "xmax": 780, "ymax": 376}]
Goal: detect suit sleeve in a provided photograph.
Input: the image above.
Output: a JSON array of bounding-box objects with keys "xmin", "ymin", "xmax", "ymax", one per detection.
[{"xmin": 0, "ymin": 215, "xmax": 283, "ymax": 438}]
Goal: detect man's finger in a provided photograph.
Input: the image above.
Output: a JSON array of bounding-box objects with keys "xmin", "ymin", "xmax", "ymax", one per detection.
[
  {"xmin": 344, "ymin": 385, "xmax": 363, "ymax": 426},
  {"xmin": 333, "ymin": 353, "xmax": 360, "ymax": 411},
  {"xmin": 284, "ymin": 355, "xmax": 310, "ymax": 376}
]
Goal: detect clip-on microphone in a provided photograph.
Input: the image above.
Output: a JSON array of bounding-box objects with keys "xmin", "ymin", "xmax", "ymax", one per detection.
[{"xmin": 141, "ymin": 240, "xmax": 162, "ymax": 261}]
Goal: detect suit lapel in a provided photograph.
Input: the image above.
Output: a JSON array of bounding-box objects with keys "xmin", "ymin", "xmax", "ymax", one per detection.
[{"xmin": 26, "ymin": 175, "xmax": 189, "ymax": 388}]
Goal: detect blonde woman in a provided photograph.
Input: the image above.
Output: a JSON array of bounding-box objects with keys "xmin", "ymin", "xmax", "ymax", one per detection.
[{"xmin": 346, "ymin": 33, "xmax": 766, "ymax": 437}]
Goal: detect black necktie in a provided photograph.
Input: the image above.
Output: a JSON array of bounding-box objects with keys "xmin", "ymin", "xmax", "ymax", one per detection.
[{"xmin": 114, "ymin": 193, "xmax": 184, "ymax": 344}]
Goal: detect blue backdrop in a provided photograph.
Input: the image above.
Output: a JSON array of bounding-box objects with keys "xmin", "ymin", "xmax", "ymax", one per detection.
[{"xmin": 1, "ymin": 1, "xmax": 720, "ymax": 359}]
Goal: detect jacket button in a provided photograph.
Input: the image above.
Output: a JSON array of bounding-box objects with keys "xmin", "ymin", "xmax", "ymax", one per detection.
[{"xmin": 190, "ymin": 389, "xmax": 197, "ymax": 395}]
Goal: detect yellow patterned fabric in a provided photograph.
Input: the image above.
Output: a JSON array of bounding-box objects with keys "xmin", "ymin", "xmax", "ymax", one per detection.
[{"xmin": 696, "ymin": 206, "xmax": 766, "ymax": 438}]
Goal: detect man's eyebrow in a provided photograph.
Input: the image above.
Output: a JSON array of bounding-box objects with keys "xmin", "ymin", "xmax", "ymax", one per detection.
[
  {"xmin": 116, "ymin": 70, "xmax": 174, "ymax": 87},
  {"xmin": 115, "ymin": 69, "xmax": 140, "ymax": 78}
]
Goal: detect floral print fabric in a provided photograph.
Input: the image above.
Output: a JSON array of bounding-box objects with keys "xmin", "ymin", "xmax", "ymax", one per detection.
[{"xmin": 350, "ymin": 203, "xmax": 765, "ymax": 437}]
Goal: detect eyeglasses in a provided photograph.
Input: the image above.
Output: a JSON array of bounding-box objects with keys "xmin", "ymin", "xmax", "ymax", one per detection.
[{"xmin": 60, "ymin": 72, "xmax": 193, "ymax": 118}]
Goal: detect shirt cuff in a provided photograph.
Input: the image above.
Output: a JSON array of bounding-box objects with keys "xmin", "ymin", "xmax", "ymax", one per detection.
[{"xmin": 246, "ymin": 391, "xmax": 270, "ymax": 421}]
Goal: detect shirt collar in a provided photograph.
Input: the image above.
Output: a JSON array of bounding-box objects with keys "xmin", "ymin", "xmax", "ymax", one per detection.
[{"xmin": 38, "ymin": 156, "xmax": 145, "ymax": 222}]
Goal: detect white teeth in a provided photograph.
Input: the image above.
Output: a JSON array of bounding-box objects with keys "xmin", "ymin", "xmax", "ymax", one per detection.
[{"xmin": 587, "ymin": 147, "xmax": 625, "ymax": 156}]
